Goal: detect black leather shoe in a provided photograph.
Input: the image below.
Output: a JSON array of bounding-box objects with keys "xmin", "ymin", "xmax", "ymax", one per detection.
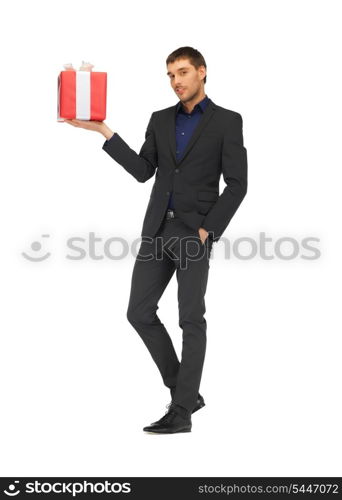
[
  {"xmin": 143, "ymin": 406, "xmax": 192, "ymax": 434},
  {"xmin": 193, "ymin": 393, "xmax": 206, "ymax": 414},
  {"xmin": 169, "ymin": 390, "xmax": 206, "ymax": 414}
]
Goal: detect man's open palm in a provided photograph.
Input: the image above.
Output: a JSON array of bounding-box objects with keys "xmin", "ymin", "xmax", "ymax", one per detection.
[{"xmin": 63, "ymin": 119, "xmax": 104, "ymax": 133}]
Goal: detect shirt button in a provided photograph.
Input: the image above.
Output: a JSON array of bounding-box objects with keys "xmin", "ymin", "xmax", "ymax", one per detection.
[
  {"xmin": 175, "ymin": 168, "xmax": 179, "ymax": 173},
  {"xmin": 181, "ymin": 132, "xmax": 185, "ymax": 135},
  {"xmin": 176, "ymin": 150, "xmax": 180, "ymax": 153}
]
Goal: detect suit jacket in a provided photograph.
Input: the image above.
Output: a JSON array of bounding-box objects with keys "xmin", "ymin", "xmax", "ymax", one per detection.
[{"xmin": 102, "ymin": 97, "xmax": 248, "ymax": 243}]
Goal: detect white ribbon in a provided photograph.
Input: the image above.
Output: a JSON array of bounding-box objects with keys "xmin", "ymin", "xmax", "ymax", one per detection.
[{"xmin": 76, "ymin": 71, "xmax": 91, "ymax": 120}]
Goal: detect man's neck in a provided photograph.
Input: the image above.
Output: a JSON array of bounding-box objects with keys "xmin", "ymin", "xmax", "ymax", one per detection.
[{"xmin": 181, "ymin": 92, "xmax": 207, "ymax": 114}]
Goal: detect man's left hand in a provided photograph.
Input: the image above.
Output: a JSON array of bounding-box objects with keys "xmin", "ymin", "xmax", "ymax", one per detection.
[{"xmin": 198, "ymin": 227, "xmax": 209, "ymax": 245}]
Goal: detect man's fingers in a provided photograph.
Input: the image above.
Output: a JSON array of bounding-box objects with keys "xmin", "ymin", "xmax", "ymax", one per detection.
[
  {"xmin": 63, "ymin": 119, "xmax": 98, "ymax": 131},
  {"xmin": 64, "ymin": 119, "xmax": 80, "ymax": 127}
]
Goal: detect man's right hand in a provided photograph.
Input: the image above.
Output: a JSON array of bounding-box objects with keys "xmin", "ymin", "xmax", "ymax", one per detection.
[{"xmin": 63, "ymin": 119, "xmax": 114, "ymax": 140}]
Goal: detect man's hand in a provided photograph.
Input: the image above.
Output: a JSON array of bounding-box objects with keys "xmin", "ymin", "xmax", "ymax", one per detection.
[
  {"xmin": 198, "ymin": 227, "xmax": 209, "ymax": 245},
  {"xmin": 63, "ymin": 119, "xmax": 114, "ymax": 140}
]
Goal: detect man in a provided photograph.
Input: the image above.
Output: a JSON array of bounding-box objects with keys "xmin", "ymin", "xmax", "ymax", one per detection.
[{"xmin": 64, "ymin": 46, "xmax": 248, "ymax": 434}]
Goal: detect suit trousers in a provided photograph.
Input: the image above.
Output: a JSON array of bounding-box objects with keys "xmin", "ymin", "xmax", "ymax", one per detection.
[{"xmin": 126, "ymin": 210, "xmax": 214, "ymax": 413}]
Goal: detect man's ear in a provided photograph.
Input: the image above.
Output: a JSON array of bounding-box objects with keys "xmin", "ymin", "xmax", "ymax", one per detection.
[{"xmin": 199, "ymin": 66, "xmax": 206, "ymax": 80}]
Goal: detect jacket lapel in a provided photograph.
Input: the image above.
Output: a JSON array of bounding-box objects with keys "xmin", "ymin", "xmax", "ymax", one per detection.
[{"xmin": 168, "ymin": 98, "xmax": 217, "ymax": 165}]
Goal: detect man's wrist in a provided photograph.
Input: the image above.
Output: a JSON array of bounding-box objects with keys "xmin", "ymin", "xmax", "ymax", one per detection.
[{"xmin": 102, "ymin": 125, "xmax": 115, "ymax": 140}]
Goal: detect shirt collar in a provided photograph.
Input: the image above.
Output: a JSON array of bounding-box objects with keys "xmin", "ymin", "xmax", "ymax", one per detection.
[{"xmin": 176, "ymin": 94, "xmax": 210, "ymax": 114}]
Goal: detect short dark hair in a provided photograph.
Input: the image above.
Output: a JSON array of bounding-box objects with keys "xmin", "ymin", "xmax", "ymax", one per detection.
[{"xmin": 166, "ymin": 46, "xmax": 207, "ymax": 84}]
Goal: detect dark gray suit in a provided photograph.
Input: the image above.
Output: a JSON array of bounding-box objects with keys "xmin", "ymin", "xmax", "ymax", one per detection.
[
  {"xmin": 102, "ymin": 98, "xmax": 247, "ymax": 243},
  {"xmin": 102, "ymin": 98, "xmax": 247, "ymax": 413}
]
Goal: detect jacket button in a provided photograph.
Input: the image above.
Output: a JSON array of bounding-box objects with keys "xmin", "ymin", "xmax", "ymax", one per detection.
[
  {"xmin": 175, "ymin": 168, "xmax": 179, "ymax": 173},
  {"xmin": 166, "ymin": 191, "xmax": 170, "ymax": 195}
]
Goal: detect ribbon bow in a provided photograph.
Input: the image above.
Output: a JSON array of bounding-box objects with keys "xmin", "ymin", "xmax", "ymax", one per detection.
[{"xmin": 63, "ymin": 61, "xmax": 94, "ymax": 71}]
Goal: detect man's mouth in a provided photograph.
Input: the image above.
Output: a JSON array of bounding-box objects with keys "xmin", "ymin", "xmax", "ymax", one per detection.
[{"xmin": 176, "ymin": 88, "xmax": 185, "ymax": 94}]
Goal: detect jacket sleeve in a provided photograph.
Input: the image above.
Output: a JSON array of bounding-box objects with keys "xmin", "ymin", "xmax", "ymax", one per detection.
[
  {"xmin": 101, "ymin": 112, "xmax": 158, "ymax": 183},
  {"xmin": 201, "ymin": 113, "xmax": 248, "ymax": 241}
]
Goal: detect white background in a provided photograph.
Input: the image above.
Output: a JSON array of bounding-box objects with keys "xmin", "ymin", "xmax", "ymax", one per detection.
[{"xmin": 1, "ymin": 0, "xmax": 341, "ymax": 477}]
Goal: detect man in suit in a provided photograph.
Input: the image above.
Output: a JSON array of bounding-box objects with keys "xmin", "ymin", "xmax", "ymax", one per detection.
[{"xmin": 64, "ymin": 46, "xmax": 248, "ymax": 434}]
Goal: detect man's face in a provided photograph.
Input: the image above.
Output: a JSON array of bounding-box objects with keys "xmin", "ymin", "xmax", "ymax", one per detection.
[{"xmin": 167, "ymin": 58, "xmax": 206, "ymax": 102}]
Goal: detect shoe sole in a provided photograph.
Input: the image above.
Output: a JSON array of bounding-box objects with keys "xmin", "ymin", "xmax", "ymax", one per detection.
[{"xmin": 143, "ymin": 427, "xmax": 192, "ymax": 434}]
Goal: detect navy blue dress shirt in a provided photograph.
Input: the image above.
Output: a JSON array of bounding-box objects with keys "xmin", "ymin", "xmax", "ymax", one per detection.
[{"xmin": 167, "ymin": 94, "xmax": 210, "ymax": 209}]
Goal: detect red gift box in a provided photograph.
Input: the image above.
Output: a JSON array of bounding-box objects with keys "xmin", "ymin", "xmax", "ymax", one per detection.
[{"xmin": 57, "ymin": 62, "xmax": 107, "ymax": 121}]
